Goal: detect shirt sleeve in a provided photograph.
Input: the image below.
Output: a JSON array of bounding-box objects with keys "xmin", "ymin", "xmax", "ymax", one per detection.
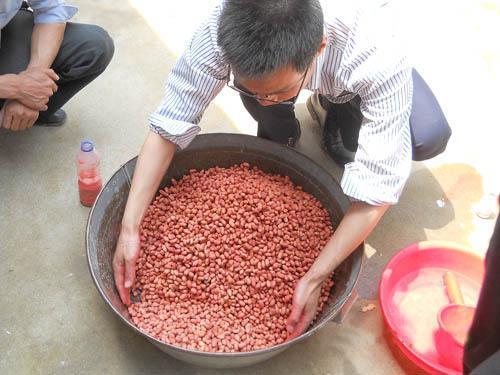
[
  {"xmin": 340, "ymin": 7, "xmax": 413, "ymax": 205},
  {"xmin": 28, "ymin": 0, "xmax": 78, "ymax": 24},
  {"xmin": 149, "ymin": 5, "xmax": 227, "ymax": 149}
]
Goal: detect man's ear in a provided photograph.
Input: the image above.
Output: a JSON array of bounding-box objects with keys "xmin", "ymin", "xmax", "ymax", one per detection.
[{"xmin": 316, "ymin": 34, "xmax": 327, "ymax": 56}]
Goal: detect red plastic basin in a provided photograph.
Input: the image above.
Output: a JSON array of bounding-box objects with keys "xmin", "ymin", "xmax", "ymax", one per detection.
[{"xmin": 379, "ymin": 241, "xmax": 485, "ymax": 374}]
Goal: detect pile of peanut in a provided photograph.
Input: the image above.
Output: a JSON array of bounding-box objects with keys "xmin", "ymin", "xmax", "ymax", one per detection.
[{"xmin": 128, "ymin": 163, "xmax": 334, "ymax": 352}]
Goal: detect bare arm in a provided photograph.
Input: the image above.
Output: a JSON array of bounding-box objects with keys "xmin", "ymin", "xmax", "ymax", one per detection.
[
  {"xmin": 122, "ymin": 132, "xmax": 177, "ymax": 230},
  {"xmin": 27, "ymin": 23, "xmax": 66, "ymax": 69},
  {"xmin": 307, "ymin": 202, "xmax": 388, "ymax": 283},
  {"xmin": 0, "ymin": 24, "xmax": 64, "ymax": 130},
  {"xmin": 0, "ymin": 25, "xmax": 61, "ymax": 103},
  {"xmin": 0, "ymin": 24, "xmax": 62, "ymax": 100},
  {"xmin": 0, "ymin": 75, "xmax": 21, "ymax": 99},
  {"xmin": 113, "ymin": 132, "xmax": 177, "ymax": 305},
  {"xmin": 287, "ymin": 202, "xmax": 389, "ymax": 338}
]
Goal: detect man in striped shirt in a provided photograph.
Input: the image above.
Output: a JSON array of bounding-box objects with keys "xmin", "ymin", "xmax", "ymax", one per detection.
[{"xmin": 113, "ymin": 0, "xmax": 451, "ymax": 337}]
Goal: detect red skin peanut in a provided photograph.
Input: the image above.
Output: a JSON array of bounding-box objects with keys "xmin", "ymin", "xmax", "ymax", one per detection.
[{"xmin": 128, "ymin": 163, "xmax": 335, "ymax": 352}]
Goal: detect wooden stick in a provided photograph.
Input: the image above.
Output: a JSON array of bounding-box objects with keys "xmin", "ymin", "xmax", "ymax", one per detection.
[{"xmin": 443, "ymin": 271, "xmax": 465, "ymax": 305}]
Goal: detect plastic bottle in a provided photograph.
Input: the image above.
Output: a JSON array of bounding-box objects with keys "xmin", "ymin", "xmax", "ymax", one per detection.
[{"xmin": 77, "ymin": 140, "xmax": 103, "ymax": 207}]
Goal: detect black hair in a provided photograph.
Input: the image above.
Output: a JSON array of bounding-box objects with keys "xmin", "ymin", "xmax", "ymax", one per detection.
[{"xmin": 217, "ymin": 0, "xmax": 324, "ymax": 79}]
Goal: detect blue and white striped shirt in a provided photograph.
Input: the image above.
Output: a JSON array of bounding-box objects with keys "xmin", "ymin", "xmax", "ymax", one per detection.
[{"xmin": 150, "ymin": 1, "xmax": 413, "ymax": 206}]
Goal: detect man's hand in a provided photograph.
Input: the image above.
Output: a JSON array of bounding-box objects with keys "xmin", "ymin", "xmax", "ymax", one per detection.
[
  {"xmin": 112, "ymin": 133, "xmax": 177, "ymax": 305},
  {"xmin": 1, "ymin": 100, "xmax": 39, "ymax": 131},
  {"xmin": 286, "ymin": 275, "xmax": 323, "ymax": 340},
  {"xmin": 285, "ymin": 202, "xmax": 389, "ymax": 339},
  {"xmin": 17, "ymin": 68, "xmax": 59, "ymax": 111},
  {"xmin": 112, "ymin": 226, "xmax": 141, "ymax": 306}
]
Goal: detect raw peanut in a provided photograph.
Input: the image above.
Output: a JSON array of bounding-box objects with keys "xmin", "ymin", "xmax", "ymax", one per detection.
[{"xmin": 128, "ymin": 163, "xmax": 335, "ymax": 353}]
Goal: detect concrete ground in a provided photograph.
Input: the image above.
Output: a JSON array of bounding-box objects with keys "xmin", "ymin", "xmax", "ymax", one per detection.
[{"xmin": 1, "ymin": 0, "xmax": 499, "ymax": 374}]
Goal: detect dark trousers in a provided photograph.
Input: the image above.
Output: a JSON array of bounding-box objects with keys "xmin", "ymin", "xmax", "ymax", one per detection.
[
  {"xmin": 464, "ymin": 209, "xmax": 500, "ymax": 374},
  {"xmin": 0, "ymin": 7, "xmax": 114, "ymax": 119},
  {"xmin": 241, "ymin": 69, "xmax": 452, "ymax": 161}
]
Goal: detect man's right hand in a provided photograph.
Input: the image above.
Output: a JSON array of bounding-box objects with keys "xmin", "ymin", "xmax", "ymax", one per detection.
[
  {"xmin": 17, "ymin": 67, "xmax": 59, "ymax": 111},
  {"xmin": 112, "ymin": 226, "xmax": 141, "ymax": 306}
]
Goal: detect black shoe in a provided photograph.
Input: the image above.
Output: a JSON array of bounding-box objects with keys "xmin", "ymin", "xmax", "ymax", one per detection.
[
  {"xmin": 286, "ymin": 119, "xmax": 301, "ymax": 147},
  {"xmin": 36, "ymin": 109, "xmax": 67, "ymax": 127},
  {"xmin": 322, "ymin": 126, "xmax": 355, "ymax": 166},
  {"xmin": 307, "ymin": 93, "xmax": 355, "ymax": 166}
]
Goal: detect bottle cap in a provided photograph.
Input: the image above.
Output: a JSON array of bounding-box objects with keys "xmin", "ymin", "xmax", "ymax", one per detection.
[{"xmin": 80, "ymin": 140, "xmax": 94, "ymax": 152}]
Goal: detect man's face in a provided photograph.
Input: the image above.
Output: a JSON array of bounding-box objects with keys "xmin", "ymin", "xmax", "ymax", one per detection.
[
  {"xmin": 231, "ymin": 35, "xmax": 327, "ymax": 106},
  {"xmin": 235, "ymin": 65, "xmax": 310, "ymax": 106}
]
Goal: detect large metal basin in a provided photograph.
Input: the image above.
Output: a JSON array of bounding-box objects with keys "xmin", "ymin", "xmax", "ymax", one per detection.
[{"xmin": 86, "ymin": 133, "xmax": 364, "ymax": 368}]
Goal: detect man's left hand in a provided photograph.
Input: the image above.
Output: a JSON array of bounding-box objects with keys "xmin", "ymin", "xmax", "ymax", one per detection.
[
  {"xmin": 286, "ymin": 274, "xmax": 322, "ymax": 340},
  {"xmin": 1, "ymin": 100, "xmax": 39, "ymax": 131}
]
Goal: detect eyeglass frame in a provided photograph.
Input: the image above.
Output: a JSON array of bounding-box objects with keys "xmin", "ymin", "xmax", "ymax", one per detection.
[{"xmin": 226, "ymin": 65, "xmax": 309, "ymax": 106}]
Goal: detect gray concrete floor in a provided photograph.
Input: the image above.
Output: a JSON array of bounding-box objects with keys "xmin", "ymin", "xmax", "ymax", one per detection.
[{"xmin": 1, "ymin": 1, "xmax": 499, "ymax": 374}]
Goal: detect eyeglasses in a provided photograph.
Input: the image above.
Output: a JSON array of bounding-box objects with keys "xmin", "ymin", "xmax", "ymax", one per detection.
[{"xmin": 226, "ymin": 65, "xmax": 309, "ymax": 106}]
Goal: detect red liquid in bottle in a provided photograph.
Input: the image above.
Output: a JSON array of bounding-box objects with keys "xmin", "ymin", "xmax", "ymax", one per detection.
[
  {"xmin": 77, "ymin": 140, "xmax": 103, "ymax": 207},
  {"xmin": 78, "ymin": 176, "xmax": 102, "ymax": 207}
]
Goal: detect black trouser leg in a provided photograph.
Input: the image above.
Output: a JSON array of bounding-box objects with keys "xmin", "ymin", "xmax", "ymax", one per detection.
[
  {"xmin": 240, "ymin": 94, "xmax": 300, "ymax": 145},
  {"xmin": 0, "ymin": 8, "xmax": 114, "ymax": 118},
  {"xmin": 464, "ymin": 207, "xmax": 500, "ymax": 373}
]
